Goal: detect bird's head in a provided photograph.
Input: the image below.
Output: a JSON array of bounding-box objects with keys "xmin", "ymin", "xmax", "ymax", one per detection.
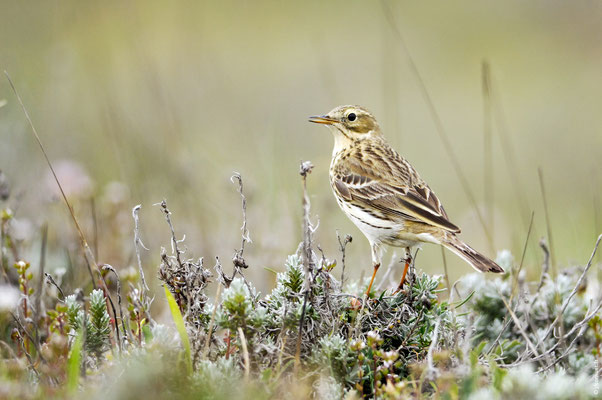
[{"xmin": 309, "ymin": 105, "xmax": 382, "ymax": 147}]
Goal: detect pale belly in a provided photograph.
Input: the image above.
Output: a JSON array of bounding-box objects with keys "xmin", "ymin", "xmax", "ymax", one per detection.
[{"xmin": 333, "ymin": 192, "xmax": 440, "ymax": 249}]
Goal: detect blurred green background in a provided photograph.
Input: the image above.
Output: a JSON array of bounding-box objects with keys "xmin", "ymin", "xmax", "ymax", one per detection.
[{"xmin": 1, "ymin": 0, "xmax": 601, "ymax": 293}]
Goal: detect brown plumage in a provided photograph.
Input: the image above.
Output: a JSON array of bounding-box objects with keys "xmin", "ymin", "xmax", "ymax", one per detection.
[{"xmin": 310, "ymin": 105, "xmax": 503, "ymax": 295}]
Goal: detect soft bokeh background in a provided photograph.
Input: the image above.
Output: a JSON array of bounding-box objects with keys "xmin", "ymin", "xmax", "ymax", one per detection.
[{"xmin": 1, "ymin": 0, "xmax": 601, "ymax": 293}]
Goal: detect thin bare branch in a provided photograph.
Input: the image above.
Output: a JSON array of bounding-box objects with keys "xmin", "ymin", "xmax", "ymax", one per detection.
[
  {"xmin": 231, "ymin": 172, "xmax": 252, "ymax": 251},
  {"xmin": 132, "ymin": 205, "xmax": 150, "ymax": 293},
  {"xmin": 44, "ymin": 272, "xmax": 65, "ymax": 301},
  {"xmin": 336, "ymin": 231, "xmax": 352, "ymax": 285},
  {"xmin": 296, "ymin": 160, "xmax": 314, "ymax": 372},
  {"xmin": 230, "ymin": 173, "xmax": 252, "ymax": 287},
  {"xmin": 213, "ymin": 256, "xmax": 233, "ymax": 288},
  {"xmin": 500, "ymin": 295, "xmax": 540, "ymax": 360},
  {"xmin": 538, "ymin": 234, "xmax": 602, "ymax": 347}
]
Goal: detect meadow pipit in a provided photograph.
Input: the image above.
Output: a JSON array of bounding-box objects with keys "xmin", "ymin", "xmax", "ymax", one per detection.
[{"xmin": 310, "ymin": 105, "xmax": 503, "ymax": 296}]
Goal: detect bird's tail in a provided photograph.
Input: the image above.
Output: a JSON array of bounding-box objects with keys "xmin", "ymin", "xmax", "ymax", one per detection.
[{"xmin": 442, "ymin": 235, "xmax": 504, "ymax": 273}]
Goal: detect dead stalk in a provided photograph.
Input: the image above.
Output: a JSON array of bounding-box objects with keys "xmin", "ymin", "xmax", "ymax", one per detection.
[
  {"xmin": 132, "ymin": 205, "xmax": 150, "ymax": 293},
  {"xmin": 237, "ymin": 327, "xmax": 250, "ymax": 381},
  {"xmin": 296, "ymin": 161, "xmax": 314, "ymax": 372},
  {"xmin": 511, "ymin": 211, "xmax": 535, "ymax": 301},
  {"xmin": 336, "ymin": 231, "xmax": 352, "ymax": 285},
  {"xmin": 5, "ymin": 71, "xmax": 99, "ymax": 287},
  {"xmin": 538, "ymin": 168, "xmax": 556, "ymax": 275}
]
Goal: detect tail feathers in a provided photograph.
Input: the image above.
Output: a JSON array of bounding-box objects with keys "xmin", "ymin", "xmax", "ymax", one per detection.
[{"xmin": 442, "ymin": 235, "xmax": 504, "ymax": 273}]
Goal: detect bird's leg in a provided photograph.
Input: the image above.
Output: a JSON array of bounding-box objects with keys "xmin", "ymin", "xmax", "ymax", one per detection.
[
  {"xmin": 395, "ymin": 247, "xmax": 412, "ymax": 293},
  {"xmin": 365, "ymin": 262, "xmax": 380, "ymax": 297},
  {"xmin": 408, "ymin": 249, "xmax": 416, "ymax": 289},
  {"xmin": 365, "ymin": 243, "xmax": 381, "ymax": 297}
]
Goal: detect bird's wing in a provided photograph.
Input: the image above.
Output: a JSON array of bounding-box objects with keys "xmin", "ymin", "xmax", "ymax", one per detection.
[{"xmin": 332, "ymin": 142, "xmax": 461, "ymax": 233}]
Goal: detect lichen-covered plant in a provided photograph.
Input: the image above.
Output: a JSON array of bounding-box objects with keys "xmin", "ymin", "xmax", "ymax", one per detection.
[{"xmin": 457, "ymin": 244, "xmax": 600, "ymax": 376}]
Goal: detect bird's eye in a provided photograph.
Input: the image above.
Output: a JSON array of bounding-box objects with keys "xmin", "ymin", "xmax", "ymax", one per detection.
[{"xmin": 347, "ymin": 112, "xmax": 357, "ymax": 122}]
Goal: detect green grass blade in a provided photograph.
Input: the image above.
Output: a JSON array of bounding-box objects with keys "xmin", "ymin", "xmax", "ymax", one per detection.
[
  {"xmin": 263, "ymin": 266, "xmax": 279, "ymax": 275},
  {"xmin": 164, "ymin": 285, "xmax": 193, "ymax": 374},
  {"xmin": 453, "ymin": 290, "xmax": 475, "ymax": 309},
  {"xmin": 67, "ymin": 329, "xmax": 84, "ymax": 393}
]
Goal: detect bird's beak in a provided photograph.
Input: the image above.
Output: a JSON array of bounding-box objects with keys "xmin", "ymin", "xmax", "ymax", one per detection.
[{"xmin": 308, "ymin": 115, "xmax": 338, "ymax": 125}]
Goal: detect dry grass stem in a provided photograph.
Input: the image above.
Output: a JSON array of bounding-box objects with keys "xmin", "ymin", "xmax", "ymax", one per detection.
[
  {"xmin": 511, "ymin": 211, "xmax": 535, "ymax": 300},
  {"xmin": 538, "ymin": 168, "xmax": 556, "ymax": 275},
  {"xmin": 237, "ymin": 327, "xmax": 250, "ymax": 381},
  {"xmin": 5, "ymin": 71, "xmax": 99, "ymax": 285},
  {"xmin": 379, "ymin": 1, "xmax": 493, "ymax": 248}
]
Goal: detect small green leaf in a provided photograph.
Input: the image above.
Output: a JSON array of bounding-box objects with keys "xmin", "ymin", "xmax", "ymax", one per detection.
[
  {"xmin": 142, "ymin": 324, "xmax": 153, "ymax": 343},
  {"xmin": 470, "ymin": 341, "xmax": 487, "ymax": 367},
  {"xmin": 164, "ymin": 285, "xmax": 192, "ymax": 375},
  {"xmin": 490, "ymin": 358, "xmax": 507, "ymax": 391},
  {"xmin": 475, "ymin": 340, "xmax": 487, "ymax": 355}
]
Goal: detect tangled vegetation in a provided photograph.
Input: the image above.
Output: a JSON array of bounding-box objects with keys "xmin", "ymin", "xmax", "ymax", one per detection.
[{"xmin": 0, "ymin": 164, "xmax": 600, "ymax": 400}]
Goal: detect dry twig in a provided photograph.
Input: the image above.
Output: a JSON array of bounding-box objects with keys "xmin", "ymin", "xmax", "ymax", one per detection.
[
  {"xmin": 44, "ymin": 272, "xmax": 65, "ymax": 301},
  {"xmin": 336, "ymin": 231, "xmax": 352, "ymax": 285},
  {"xmin": 538, "ymin": 234, "xmax": 602, "ymax": 347},
  {"xmin": 101, "ymin": 264, "xmax": 129, "ymax": 345},
  {"xmin": 296, "ymin": 160, "xmax": 315, "ymax": 371},
  {"xmin": 132, "ymin": 205, "xmax": 150, "ymax": 293}
]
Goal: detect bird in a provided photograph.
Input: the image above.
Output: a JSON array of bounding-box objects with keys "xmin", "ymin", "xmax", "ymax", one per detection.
[{"xmin": 309, "ymin": 105, "xmax": 503, "ymax": 296}]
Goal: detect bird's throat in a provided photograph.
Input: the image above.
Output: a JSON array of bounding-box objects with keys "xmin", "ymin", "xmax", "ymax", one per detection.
[{"xmin": 331, "ymin": 131, "xmax": 355, "ymax": 157}]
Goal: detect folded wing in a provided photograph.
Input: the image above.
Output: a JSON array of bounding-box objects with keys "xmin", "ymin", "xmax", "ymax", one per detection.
[{"xmin": 332, "ymin": 144, "xmax": 461, "ymax": 234}]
